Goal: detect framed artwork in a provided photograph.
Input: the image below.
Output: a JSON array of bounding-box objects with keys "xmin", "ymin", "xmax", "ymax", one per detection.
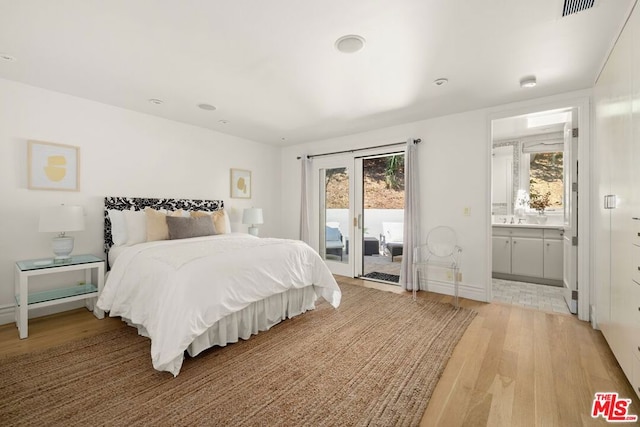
[
  {"xmin": 28, "ymin": 140, "xmax": 80, "ymax": 191},
  {"xmin": 230, "ymin": 168, "xmax": 251, "ymax": 199}
]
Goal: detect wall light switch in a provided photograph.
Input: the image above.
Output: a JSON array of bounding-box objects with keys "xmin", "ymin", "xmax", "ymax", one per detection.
[{"xmin": 463, "ymin": 207, "xmax": 471, "ymax": 216}]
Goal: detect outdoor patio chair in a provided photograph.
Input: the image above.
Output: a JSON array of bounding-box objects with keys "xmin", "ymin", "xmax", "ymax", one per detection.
[
  {"xmin": 381, "ymin": 222, "xmax": 403, "ymax": 261},
  {"xmin": 325, "ymin": 224, "xmax": 344, "ymax": 261}
]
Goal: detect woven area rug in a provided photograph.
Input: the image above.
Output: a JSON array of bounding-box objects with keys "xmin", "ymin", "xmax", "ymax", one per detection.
[{"xmin": 0, "ymin": 283, "xmax": 475, "ymax": 426}]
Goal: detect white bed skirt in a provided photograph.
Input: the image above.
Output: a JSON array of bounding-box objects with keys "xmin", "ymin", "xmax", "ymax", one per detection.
[
  {"xmin": 188, "ymin": 285, "xmax": 318, "ymax": 357},
  {"xmin": 123, "ymin": 286, "xmax": 319, "ymax": 363}
]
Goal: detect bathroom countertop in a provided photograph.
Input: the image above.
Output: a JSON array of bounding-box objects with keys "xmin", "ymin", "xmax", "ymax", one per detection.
[{"xmin": 492, "ymin": 223, "xmax": 564, "ymax": 230}]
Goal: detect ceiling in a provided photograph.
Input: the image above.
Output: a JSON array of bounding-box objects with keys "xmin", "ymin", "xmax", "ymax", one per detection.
[{"xmin": 0, "ymin": 0, "xmax": 634, "ymax": 146}]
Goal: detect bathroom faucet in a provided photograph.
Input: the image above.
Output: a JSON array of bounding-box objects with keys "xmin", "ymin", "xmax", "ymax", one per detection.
[
  {"xmin": 502, "ymin": 217, "xmax": 507, "ymax": 224},
  {"xmin": 518, "ymin": 218, "xmax": 524, "ymax": 224},
  {"xmin": 510, "ymin": 217, "xmax": 515, "ymax": 224}
]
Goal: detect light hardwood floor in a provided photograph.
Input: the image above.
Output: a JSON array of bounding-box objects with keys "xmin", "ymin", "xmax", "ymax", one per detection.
[{"xmin": 1, "ymin": 276, "xmax": 638, "ymax": 426}]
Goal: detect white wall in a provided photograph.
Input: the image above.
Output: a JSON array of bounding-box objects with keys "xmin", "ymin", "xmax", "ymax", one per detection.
[
  {"xmin": 0, "ymin": 78, "xmax": 281, "ymax": 322},
  {"xmin": 280, "ymin": 89, "xmax": 591, "ymax": 302},
  {"xmin": 281, "ymin": 111, "xmax": 489, "ymax": 301}
]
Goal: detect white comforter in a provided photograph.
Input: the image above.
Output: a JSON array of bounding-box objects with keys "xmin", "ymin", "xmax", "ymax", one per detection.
[{"xmin": 97, "ymin": 233, "xmax": 341, "ymax": 376}]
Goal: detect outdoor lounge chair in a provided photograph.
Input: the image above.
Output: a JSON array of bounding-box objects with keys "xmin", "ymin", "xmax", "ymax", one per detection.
[
  {"xmin": 325, "ymin": 225, "xmax": 344, "ymax": 261},
  {"xmin": 381, "ymin": 222, "xmax": 403, "ymax": 261}
]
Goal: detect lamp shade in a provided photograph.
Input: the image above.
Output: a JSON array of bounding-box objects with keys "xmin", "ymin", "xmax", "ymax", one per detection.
[
  {"xmin": 39, "ymin": 205, "xmax": 85, "ymax": 233},
  {"xmin": 242, "ymin": 208, "xmax": 263, "ymax": 225}
]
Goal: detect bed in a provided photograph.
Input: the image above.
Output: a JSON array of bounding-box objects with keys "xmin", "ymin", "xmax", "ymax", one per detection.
[{"xmin": 97, "ymin": 197, "xmax": 341, "ymax": 376}]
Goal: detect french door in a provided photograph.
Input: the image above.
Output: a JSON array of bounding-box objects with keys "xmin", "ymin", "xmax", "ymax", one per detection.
[{"xmin": 312, "ymin": 156, "xmax": 363, "ymax": 277}]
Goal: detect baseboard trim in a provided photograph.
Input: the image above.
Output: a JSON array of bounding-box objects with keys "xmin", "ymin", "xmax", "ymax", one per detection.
[
  {"xmin": 0, "ymin": 304, "xmax": 15, "ymax": 326},
  {"xmin": 420, "ymin": 280, "xmax": 487, "ymax": 302},
  {"xmin": 0, "ymin": 300, "xmax": 86, "ymax": 326},
  {"xmin": 492, "ymin": 273, "xmax": 562, "ymax": 287}
]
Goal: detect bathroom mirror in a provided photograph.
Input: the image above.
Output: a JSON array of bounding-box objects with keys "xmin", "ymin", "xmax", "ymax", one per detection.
[
  {"xmin": 492, "ymin": 135, "xmax": 565, "ymax": 220},
  {"xmin": 491, "ymin": 142, "xmax": 520, "ymax": 216}
]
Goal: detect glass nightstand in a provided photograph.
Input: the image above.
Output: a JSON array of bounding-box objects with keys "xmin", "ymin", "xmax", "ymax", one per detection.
[{"xmin": 14, "ymin": 254, "xmax": 105, "ymax": 338}]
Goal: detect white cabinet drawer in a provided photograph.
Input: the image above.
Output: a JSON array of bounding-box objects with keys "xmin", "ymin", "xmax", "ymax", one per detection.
[
  {"xmin": 633, "ymin": 354, "xmax": 640, "ymax": 399},
  {"xmin": 633, "ymin": 280, "xmax": 640, "ymax": 324},
  {"xmin": 492, "ymin": 227, "xmax": 543, "ymax": 238},
  {"xmin": 633, "ymin": 219, "xmax": 640, "ymax": 246},
  {"xmin": 513, "ymin": 228, "xmax": 544, "ymax": 238},
  {"xmin": 633, "ymin": 245, "xmax": 640, "ymax": 285},
  {"xmin": 543, "ymin": 228, "xmax": 564, "ymax": 240},
  {"xmin": 493, "ymin": 227, "xmax": 511, "ymax": 237}
]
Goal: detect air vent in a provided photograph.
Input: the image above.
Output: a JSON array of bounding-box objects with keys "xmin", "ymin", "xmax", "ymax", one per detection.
[{"xmin": 562, "ymin": 0, "xmax": 595, "ymax": 17}]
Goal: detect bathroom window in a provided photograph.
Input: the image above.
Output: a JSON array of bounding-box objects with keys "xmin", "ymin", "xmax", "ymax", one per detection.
[{"xmin": 527, "ymin": 151, "xmax": 563, "ymax": 211}]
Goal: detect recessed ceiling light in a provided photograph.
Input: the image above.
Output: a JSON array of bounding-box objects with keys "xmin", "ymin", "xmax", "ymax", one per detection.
[
  {"xmin": 198, "ymin": 103, "xmax": 216, "ymax": 111},
  {"xmin": 335, "ymin": 35, "xmax": 366, "ymax": 53},
  {"xmin": 433, "ymin": 78, "xmax": 448, "ymax": 86},
  {"xmin": 520, "ymin": 76, "xmax": 537, "ymax": 88},
  {"xmin": 0, "ymin": 53, "xmax": 16, "ymax": 62},
  {"xmin": 218, "ymin": 120, "xmax": 229, "ymax": 124},
  {"xmin": 148, "ymin": 98, "xmax": 163, "ymax": 105},
  {"xmin": 281, "ymin": 137, "xmax": 286, "ymax": 141}
]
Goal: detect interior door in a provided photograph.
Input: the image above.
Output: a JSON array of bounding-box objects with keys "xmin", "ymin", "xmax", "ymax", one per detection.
[
  {"xmin": 563, "ymin": 118, "xmax": 578, "ymax": 314},
  {"xmin": 312, "ymin": 157, "xmax": 355, "ymax": 277}
]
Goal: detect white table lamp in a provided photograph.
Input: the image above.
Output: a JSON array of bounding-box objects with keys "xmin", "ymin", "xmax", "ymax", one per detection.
[
  {"xmin": 242, "ymin": 207, "xmax": 263, "ymax": 236},
  {"xmin": 39, "ymin": 205, "xmax": 85, "ymax": 260}
]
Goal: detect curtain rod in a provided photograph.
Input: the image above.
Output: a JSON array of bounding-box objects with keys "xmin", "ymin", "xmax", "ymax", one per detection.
[{"xmin": 296, "ymin": 139, "xmax": 421, "ymax": 160}]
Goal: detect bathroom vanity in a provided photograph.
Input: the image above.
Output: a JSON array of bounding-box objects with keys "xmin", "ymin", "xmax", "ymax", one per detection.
[{"xmin": 492, "ymin": 224, "xmax": 564, "ymax": 286}]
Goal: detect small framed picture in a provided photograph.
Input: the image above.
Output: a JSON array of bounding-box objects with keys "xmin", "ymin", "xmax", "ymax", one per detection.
[
  {"xmin": 230, "ymin": 168, "xmax": 251, "ymax": 199},
  {"xmin": 28, "ymin": 140, "xmax": 80, "ymax": 191}
]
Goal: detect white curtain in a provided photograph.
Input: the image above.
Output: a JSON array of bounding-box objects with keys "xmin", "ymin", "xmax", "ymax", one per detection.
[
  {"xmin": 399, "ymin": 139, "xmax": 420, "ymax": 291},
  {"xmin": 299, "ymin": 156, "xmax": 311, "ymax": 244}
]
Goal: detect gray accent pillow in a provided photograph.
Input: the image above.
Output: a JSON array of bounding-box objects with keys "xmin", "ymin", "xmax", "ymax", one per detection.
[{"xmin": 166, "ymin": 215, "xmax": 216, "ymax": 240}]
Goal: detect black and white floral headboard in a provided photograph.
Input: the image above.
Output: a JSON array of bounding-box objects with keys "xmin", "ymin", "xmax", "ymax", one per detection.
[{"xmin": 104, "ymin": 196, "xmax": 224, "ymax": 254}]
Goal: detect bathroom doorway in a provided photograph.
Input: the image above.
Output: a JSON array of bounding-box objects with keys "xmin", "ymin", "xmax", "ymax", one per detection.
[{"xmin": 490, "ymin": 107, "xmax": 578, "ymax": 315}]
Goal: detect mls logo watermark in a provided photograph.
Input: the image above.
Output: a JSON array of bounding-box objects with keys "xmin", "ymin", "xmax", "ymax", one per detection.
[{"xmin": 591, "ymin": 392, "xmax": 638, "ymax": 422}]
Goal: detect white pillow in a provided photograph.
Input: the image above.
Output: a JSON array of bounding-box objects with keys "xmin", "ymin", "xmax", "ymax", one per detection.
[
  {"xmin": 388, "ymin": 230, "xmax": 403, "ymax": 243},
  {"xmin": 123, "ymin": 210, "xmax": 147, "ymax": 245},
  {"xmin": 384, "ymin": 223, "xmax": 404, "ymax": 243},
  {"xmin": 108, "ymin": 210, "xmax": 128, "ymax": 246}
]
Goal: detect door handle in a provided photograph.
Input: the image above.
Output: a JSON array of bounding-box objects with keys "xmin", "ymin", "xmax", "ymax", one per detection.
[
  {"xmin": 604, "ymin": 195, "xmax": 617, "ymax": 209},
  {"xmin": 357, "ymin": 214, "xmax": 362, "ymax": 229}
]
